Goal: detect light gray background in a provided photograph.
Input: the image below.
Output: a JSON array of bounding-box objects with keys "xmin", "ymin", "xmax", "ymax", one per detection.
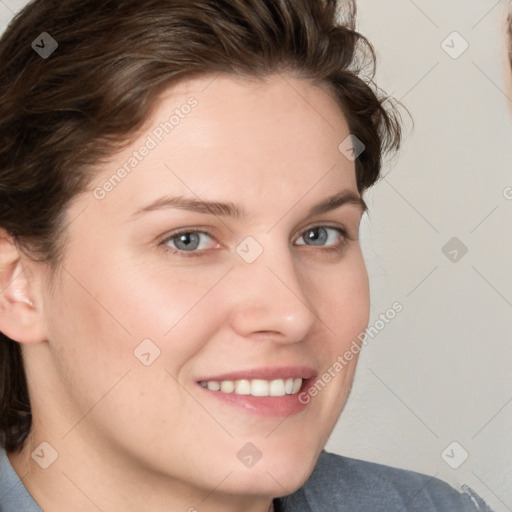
[
  {"xmin": 1, "ymin": 0, "xmax": 511, "ymax": 510},
  {"xmin": 325, "ymin": 2, "xmax": 512, "ymax": 512}
]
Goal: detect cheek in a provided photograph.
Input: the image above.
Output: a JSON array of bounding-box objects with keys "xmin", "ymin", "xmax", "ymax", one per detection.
[
  {"xmin": 41, "ymin": 257, "xmax": 222, "ymax": 445},
  {"xmin": 306, "ymin": 248, "xmax": 370, "ymax": 350},
  {"xmin": 298, "ymin": 249, "xmax": 369, "ymax": 418},
  {"xmin": 43, "ymin": 265, "xmax": 134, "ymax": 393},
  {"xmin": 46, "ymin": 255, "xmax": 228, "ymax": 376}
]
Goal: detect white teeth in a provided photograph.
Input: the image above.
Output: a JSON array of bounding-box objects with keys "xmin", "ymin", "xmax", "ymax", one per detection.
[
  {"xmin": 199, "ymin": 377, "xmax": 304, "ymax": 397},
  {"xmin": 251, "ymin": 379, "xmax": 269, "ymax": 396},
  {"xmin": 235, "ymin": 379, "xmax": 251, "ymax": 395},
  {"xmin": 220, "ymin": 381, "xmax": 235, "ymax": 393},
  {"xmin": 269, "ymin": 379, "xmax": 286, "ymax": 396},
  {"xmin": 206, "ymin": 381, "xmax": 220, "ymax": 391}
]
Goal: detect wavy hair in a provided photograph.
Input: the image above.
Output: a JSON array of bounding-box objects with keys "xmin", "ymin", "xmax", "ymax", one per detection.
[{"xmin": 0, "ymin": 0, "xmax": 403, "ymax": 452}]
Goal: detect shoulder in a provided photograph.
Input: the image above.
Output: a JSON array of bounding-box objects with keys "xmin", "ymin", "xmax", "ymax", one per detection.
[
  {"xmin": 0, "ymin": 446, "xmax": 42, "ymax": 512},
  {"xmin": 277, "ymin": 450, "xmax": 494, "ymax": 512}
]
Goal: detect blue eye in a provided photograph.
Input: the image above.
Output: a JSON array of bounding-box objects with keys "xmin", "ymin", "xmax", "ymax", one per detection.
[
  {"xmin": 295, "ymin": 226, "xmax": 345, "ymax": 247},
  {"xmin": 163, "ymin": 229, "xmax": 215, "ymax": 253},
  {"xmin": 161, "ymin": 225, "xmax": 350, "ymax": 258}
]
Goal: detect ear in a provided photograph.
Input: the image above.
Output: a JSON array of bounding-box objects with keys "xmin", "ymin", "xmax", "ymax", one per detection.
[{"xmin": 0, "ymin": 229, "xmax": 47, "ymax": 344}]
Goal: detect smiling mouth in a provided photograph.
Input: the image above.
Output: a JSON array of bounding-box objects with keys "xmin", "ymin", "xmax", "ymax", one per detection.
[{"xmin": 198, "ymin": 378, "xmax": 303, "ymax": 397}]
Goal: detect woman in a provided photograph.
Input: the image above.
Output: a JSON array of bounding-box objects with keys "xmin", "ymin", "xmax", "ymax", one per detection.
[{"xmin": 0, "ymin": 0, "xmax": 494, "ymax": 510}]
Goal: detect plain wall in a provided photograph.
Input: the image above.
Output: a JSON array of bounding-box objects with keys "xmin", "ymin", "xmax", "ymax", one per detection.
[
  {"xmin": 325, "ymin": 2, "xmax": 512, "ymax": 511},
  {"xmin": 1, "ymin": 0, "xmax": 511, "ymax": 510}
]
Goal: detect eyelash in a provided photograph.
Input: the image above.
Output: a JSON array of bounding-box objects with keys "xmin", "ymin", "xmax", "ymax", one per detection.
[{"xmin": 159, "ymin": 225, "xmax": 356, "ymax": 259}]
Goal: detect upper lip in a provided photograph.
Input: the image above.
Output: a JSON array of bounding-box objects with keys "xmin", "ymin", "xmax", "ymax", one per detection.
[{"xmin": 196, "ymin": 366, "xmax": 317, "ymax": 382}]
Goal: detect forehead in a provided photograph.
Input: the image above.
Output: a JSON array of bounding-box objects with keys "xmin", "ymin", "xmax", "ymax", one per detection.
[{"xmin": 87, "ymin": 73, "xmax": 357, "ymax": 216}]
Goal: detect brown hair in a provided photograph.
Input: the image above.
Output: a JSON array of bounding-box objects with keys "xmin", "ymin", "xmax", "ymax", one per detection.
[{"xmin": 0, "ymin": 0, "xmax": 403, "ymax": 452}]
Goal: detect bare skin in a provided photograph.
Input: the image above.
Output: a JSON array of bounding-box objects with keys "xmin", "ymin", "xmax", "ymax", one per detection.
[{"xmin": 0, "ymin": 73, "xmax": 370, "ymax": 512}]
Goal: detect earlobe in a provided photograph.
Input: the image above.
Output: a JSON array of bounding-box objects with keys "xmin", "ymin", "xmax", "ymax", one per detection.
[{"xmin": 0, "ymin": 229, "xmax": 46, "ymax": 344}]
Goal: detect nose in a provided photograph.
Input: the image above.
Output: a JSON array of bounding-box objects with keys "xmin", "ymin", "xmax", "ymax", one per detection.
[{"xmin": 226, "ymin": 239, "xmax": 321, "ymax": 344}]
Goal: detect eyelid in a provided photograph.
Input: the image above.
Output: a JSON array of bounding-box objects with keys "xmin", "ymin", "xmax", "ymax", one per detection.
[
  {"xmin": 159, "ymin": 226, "xmax": 219, "ymax": 252},
  {"xmin": 296, "ymin": 221, "xmax": 350, "ymax": 238},
  {"xmin": 159, "ymin": 222, "xmax": 356, "ymax": 258}
]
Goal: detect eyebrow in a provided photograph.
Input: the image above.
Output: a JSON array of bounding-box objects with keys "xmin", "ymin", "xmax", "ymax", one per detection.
[{"xmin": 130, "ymin": 189, "xmax": 367, "ymax": 220}]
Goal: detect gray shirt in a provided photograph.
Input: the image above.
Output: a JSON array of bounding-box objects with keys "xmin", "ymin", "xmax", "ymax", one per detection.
[{"xmin": 0, "ymin": 447, "xmax": 493, "ymax": 511}]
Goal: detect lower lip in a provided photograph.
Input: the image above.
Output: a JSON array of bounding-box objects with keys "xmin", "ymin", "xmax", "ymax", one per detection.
[{"xmin": 196, "ymin": 378, "xmax": 313, "ymax": 417}]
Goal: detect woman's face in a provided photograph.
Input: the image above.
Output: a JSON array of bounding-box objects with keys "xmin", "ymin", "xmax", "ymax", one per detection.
[{"xmin": 29, "ymin": 73, "xmax": 370, "ymax": 502}]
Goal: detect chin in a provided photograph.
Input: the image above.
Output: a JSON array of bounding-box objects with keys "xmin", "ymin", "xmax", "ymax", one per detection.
[
  {"xmin": 224, "ymin": 463, "xmax": 316, "ymax": 499},
  {"xmin": 226, "ymin": 442, "xmax": 321, "ymax": 498}
]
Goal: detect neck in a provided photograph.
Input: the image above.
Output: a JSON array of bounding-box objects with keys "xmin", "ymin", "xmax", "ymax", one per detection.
[{"xmin": 8, "ymin": 437, "xmax": 276, "ymax": 512}]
